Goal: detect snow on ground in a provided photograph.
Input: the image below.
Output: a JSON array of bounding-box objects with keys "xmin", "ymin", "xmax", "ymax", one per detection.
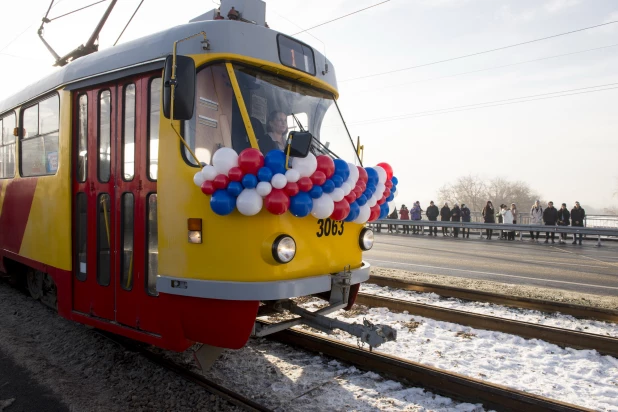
[
  {"xmin": 361, "ymin": 283, "xmax": 618, "ymax": 337},
  {"xmin": 290, "ymin": 284, "xmax": 618, "ymax": 412}
]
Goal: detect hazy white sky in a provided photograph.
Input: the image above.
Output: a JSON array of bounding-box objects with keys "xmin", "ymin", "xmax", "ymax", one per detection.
[{"xmin": 1, "ymin": 0, "xmax": 617, "ymax": 211}]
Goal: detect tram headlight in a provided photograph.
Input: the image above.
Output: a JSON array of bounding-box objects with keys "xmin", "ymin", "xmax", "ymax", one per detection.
[
  {"xmin": 272, "ymin": 235, "xmax": 296, "ymax": 263},
  {"xmin": 359, "ymin": 228, "xmax": 374, "ymax": 251}
]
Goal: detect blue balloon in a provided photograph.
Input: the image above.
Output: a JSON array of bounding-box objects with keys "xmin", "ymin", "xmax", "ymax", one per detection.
[
  {"xmin": 391, "ymin": 185, "xmax": 397, "ymax": 194},
  {"xmin": 365, "ymin": 167, "xmax": 379, "ymax": 186},
  {"xmin": 356, "ymin": 194, "xmax": 368, "ymax": 206},
  {"xmin": 391, "ymin": 176, "xmax": 399, "ymax": 186},
  {"xmin": 364, "ymin": 186, "xmax": 374, "ymax": 198},
  {"xmin": 387, "ymin": 193, "xmax": 394, "ymax": 202},
  {"xmin": 257, "ymin": 167, "xmax": 273, "ymax": 182},
  {"xmin": 345, "ymin": 201, "xmax": 360, "ymax": 222},
  {"xmin": 333, "ymin": 159, "xmax": 350, "ymax": 181},
  {"xmin": 309, "ymin": 185, "xmax": 323, "ymax": 199},
  {"xmin": 331, "ymin": 175, "xmax": 343, "ymax": 188},
  {"xmin": 289, "ymin": 192, "xmax": 313, "ymax": 217},
  {"xmin": 210, "ymin": 190, "xmax": 236, "ymax": 216},
  {"xmin": 227, "ymin": 181, "xmax": 243, "ymax": 197},
  {"xmin": 264, "ymin": 150, "xmax": 286, "ymax": 175},
  {"xmin": 322, "ymin": 179, "xmax": 335, "ymax": 194},
  {"xmin": 241, "ymin": 174, "xmax": 258, "ymax": 189},
  {"xmin": 379, "ymin": 203, "xmax": 389, "ymax": 219}
]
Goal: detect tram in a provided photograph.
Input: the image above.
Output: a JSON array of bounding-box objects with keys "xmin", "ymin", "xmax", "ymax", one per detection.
[{"xmin": 0, "ymin": 0, "xmax": 399, "ymax": 364}]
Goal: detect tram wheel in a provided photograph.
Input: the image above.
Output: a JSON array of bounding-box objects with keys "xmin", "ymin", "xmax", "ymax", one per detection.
[{"xmin": 26, "ymin": 270, "xmax": 44, "ymax": 300}]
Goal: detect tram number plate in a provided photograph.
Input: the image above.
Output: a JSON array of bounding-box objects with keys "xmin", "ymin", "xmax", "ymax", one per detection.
[{"xmin": 316, "ymin": 218, "xmax": 344, "ymax": 237}]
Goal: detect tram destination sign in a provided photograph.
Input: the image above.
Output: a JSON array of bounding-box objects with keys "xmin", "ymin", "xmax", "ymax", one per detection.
[{"xmin": 277, "ymin": 34, "xmax": 316, "ymax": 76}]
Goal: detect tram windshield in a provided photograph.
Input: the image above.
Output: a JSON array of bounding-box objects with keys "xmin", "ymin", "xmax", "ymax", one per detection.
[{"xmin": 183, "ymin": 63, "xmax": 360, "ymax": 166}]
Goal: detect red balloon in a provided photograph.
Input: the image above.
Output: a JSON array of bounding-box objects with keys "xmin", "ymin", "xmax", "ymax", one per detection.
[
  {"xmin": 297, "ymin": 177, "xmax": 313, "ymax": 192},
  {"xmin": 238, "ymin": 148, "xmax": 264, "ymax": 175},
  {"xmin": 356, "ymin": 181, "xmax": 367, "ymax": 194},
  {"xmin": 228, "ymin": 167, "xmax": 244, "ymax": 182},
  {"xmin": 368, "ymin": 204, "xmax": 381, "ymax": 222},
  {"xmin": 316, "ymin": 155, "xmax": 335, "ymax": 179},
  {"xmin": 377, "ymin": 196, "xmax": 386, "ymax": 205},
  {"xmin": 385, "ymin": 180, "xmax": 393, "ymax": 189},
  {"xmin": 310, "ymin": 171, "xmax": 327, "ymax": 186},
  {"xmin": 344, "ymin": 191, "xmax": 357, "ymax": 204},
  {"xmin": 200, "ymin": 180, "xmax": 215, "ymax": 195},
  {"xmin": 357, "ymin": 166, "xmax": 368, "ymax": 184},
  {"xmin": 264, "ymin": 189, "xmax": 290, "ymax": 215},
  {"xmin": 284, "ymin": 182, "xmax": 299, "ymax": 197},
  {"xmin": 331, "ymin": 199, "xmax": 351, "ymax": 221},
  {"xmin": 353, "ymin": 186, "xmax": 364, "ymax": 198},
  {"xmin": 383, "ymin": 188, "xmax": 391, "ymax": 198},
  {"xmin": 213, "ymin": 174, "xmax": 229, "ymax": 190},
  {"xmin": 377, "ymin": 162, "xmax": 393, "ymax": 181}
]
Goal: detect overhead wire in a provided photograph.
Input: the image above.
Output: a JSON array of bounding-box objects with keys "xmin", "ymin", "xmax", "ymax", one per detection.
[
  {"xmin": 341, "ymin": 19, "xmax": 618, "ymax": 82},
  {"xmin": 46, "ymin": 0, "xmax": 107, "ymax": 22},
  {"xmin": 349, "ymin": 82, "xmax": 618, "ymax": 126},
  {"xmin": 114, "ymin": 0, "xmax": 145, "ymax": 46}
]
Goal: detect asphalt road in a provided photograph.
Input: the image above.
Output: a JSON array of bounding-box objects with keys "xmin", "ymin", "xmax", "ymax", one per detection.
[{"xmin": 364, "ymin": 232, "xmax": 618, "ymax": 297}]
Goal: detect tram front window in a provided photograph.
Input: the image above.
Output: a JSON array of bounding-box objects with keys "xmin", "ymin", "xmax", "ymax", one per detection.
[{"xmin": 183, "ymin": 63, "xmax": 360, "ymax": 166}]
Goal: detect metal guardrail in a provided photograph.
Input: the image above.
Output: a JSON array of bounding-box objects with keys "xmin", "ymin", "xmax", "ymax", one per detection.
[{"xmin": 372, "ymin": 219, "xmax": 618, "ymax": 246}]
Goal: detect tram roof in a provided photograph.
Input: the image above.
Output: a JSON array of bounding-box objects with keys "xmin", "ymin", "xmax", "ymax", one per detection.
[{"xmin": 0, "ymin": 20, "xmax": 337, "ymax": 114}]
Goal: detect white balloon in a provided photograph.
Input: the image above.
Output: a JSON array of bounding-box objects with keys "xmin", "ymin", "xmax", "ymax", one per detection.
[
  {"xmin": 271, "ymin": 173, "xmax": 287, "ymax": 189},
  {"xmin": 329, "ymin": 187, "xmax": 345, "ymax": 202},
  {"xmin": 311, "ymin": 195, "xmax": 335, "ymax": 219},
  {"xmin": 201, "ymin": 165, "xmax": 218, "ymax": 181},
  {"xmin": 236, "ymin": 189, "xmax": 263, "ymax": 216},
  {"xmin": 394, "ymin": 189, "xmax": 399, "ymax": 198},
  {"xmin": 212, "ymin": 147, "xmax": 239, "ymax": 176},
  {"xmin": 340, "ymin": 182, "xmax": 352, "ymax": 196},
  {"xmin": 256, "ymin": 182, "xmax": 272, "ymax": 197},
  {"xmin": 388, "ymin": 201, "xmax": 395, "ymax": 215},
  {"xmin": 347, "ymin": 162, "xmax": 359, "ymax": 185},
  {"xmin": 376, "ymin": 183, "xmax": 386, "ymax": 197},
  {"xmin": 374, "ymin": 166, "xmax": 387, "ymax": 184},
  {"xmin": 291, "ymin": 152, "xmax": 317, "ymax": 177},
  {"xmin": 284, "ymin": 168, "xmax": 300, "ymax": 183},
  {"xmin": 193, "ymin": 171, "xmax": 206, "ymax": 187},
  {"xmin": 354, "ymin": 204, "xmax": 371, "ymax": 224},
  {"xmin": 367, "ymin": 194, "xmax": 378, "ymax": 207}
]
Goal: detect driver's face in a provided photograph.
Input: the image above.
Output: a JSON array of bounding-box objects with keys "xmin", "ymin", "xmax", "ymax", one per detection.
[{"xmin": 270, "ymin": 113, "xmax": 287, "ymax": 135}]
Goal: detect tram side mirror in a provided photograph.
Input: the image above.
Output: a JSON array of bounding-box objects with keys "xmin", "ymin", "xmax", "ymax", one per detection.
[
  {"xmin": 163, "ymin": 55, "xmax": 196, "ymax": 120},
  {"xmin": 287, "ymin": 131, "xmax": 313, "ymax": 158}
]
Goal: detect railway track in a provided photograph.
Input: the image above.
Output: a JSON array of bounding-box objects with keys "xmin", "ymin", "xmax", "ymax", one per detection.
[{"xmin": 260, "ymin": 321, "xmax": 592, "ymax": 412}]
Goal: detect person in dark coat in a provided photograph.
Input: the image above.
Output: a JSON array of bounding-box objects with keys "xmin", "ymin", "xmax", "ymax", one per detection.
[
  {"xmin": 482, "ymin": 201, "xmax": 495, "ymax": 239},
  {"xmin": 410, "ymin": 201, "xmax": 423, "ymax": 234},
  {"xmin": 440, "ymin": 203, "xmax": 452, "ymax": 236},
  {"xmin": 556, "ymin": 203, "xmax": 570, "ymax": 244},
  {"xmin": 388, "ymin": 208, "xmax": 398, "ymax": 233},
  {"xmin": 426, "ymin": 201, "xmax": 439, "ymax": 236},
  {"xmin": 460, "ymin": 203, "xmax": 471, "ymax": 238},
  {"xmin": 543, "ymin": 201, "xmax": 558, "ymax": 244},
  {"xmin": 571, "ymin": 201, "xmax": 586, "ymax": 245},
  {"xmin": 451, "ymin": 204, "xmax": 461, "ymax": 238}
]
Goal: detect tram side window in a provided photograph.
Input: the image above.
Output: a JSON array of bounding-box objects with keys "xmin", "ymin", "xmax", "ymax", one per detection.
[
  {"xmin": 123, "ymin": 84, "xmax": 136, "ymax": 181},
  {"xmin": 146, "ymin": 193, "xmax": 158, "ymax": 296},
  {"xmin": 20, "ymin": 94, "xmax": 60, "ymax": 177},
  {"xmin": 148, "ymin": 78, "xmax": 161, "ymax": 180},
  {"xmin": 98, "ymin": 91, "xmax": 111, "ymax": 183},
  {"xmin": 120, "ymin": 193, "xmax": 134, "ymax": 291},
  {"xmin": 77, "ymin": 95, "xmax": 88, "ymax": 183},
  {"xmin": 97, "ymin": 193, "xmax": 111, "ymax": 286},
  {"xmin": 0, "ymin": 112, "xmax": 16, "ymax": 178},
  {"xmin": 75, "ymin": 193, "xmax": 87, "ymax": 281}
]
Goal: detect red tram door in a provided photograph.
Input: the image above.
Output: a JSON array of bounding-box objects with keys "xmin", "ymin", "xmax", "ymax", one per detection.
[{"xmin": 72, "ymin": 75, "xmax": 159, "ymax": 329}]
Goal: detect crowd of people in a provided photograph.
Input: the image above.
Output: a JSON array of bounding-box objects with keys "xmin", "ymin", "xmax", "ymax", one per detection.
[{"xmin": 383, "ymin": 200, "xmax": 587, "ymax": 245}]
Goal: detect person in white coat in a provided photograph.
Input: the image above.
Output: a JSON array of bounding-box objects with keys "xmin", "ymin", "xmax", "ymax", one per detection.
[
  {"xmin": 529, "ymin": 200, "xmax": 543, "ymax": 242},
  {"xmin": 500, "ymin": 204, "xmax": 515, "ymax": 240}
]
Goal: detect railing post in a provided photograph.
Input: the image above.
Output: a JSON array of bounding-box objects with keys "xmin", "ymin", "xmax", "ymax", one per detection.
[{"xmin": 597, "ymin": 234, "xmax": 601, "ymax": 247}]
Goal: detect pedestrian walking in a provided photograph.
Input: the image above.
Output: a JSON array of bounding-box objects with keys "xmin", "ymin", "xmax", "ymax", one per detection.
[
  {"xmin": 543, "ymin": 201, "xmax": 558, "ymax": 244},
  {"xmin": 557, "ymin": 203, "xmax": 570, "ymax": 244},
  {"xmin": 529, "ymin": 200, "xmax": 543, "ymax": 242},
  {"xmin": 440, "ymin": 202, "xmax": 452, "ymax": 236},
  {"xmin": 411, "ymin": 201, "xmax": 423, "ymax": 234},
  {"xmin": 482, "ymin": 201, "xmax": 495, "ymax": 239},
  {"xmin": 451, "ymin": 204, "xmax": 461, "ymax": 238},
  {"xmin": 461, "ymin": 203, "xmax": 471, "ymax": 238},
  {"xmin": 500, "ymin": 204, "xmax": 515, "ymax": 240},
  {"xmin": 399, "ymin": 204, "xmax": 410, "ymax": 235},
  {"xmin": 426, "ymin": 201, "xmax": 439, "ymax": 236},
  {"xmin": 571, "ymin": 201, "xmax": 585, "ymax": 245}
]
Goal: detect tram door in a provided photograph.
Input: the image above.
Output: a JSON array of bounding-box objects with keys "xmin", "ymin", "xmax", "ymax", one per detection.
[{"xmin": 72, "ymin": 74, "xmax": 160, "ymax": 328}]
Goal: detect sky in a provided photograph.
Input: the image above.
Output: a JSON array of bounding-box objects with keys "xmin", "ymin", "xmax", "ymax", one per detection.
[{"xmin": 1, "ymin": 0, "xmax": 617, "ymax": 212}]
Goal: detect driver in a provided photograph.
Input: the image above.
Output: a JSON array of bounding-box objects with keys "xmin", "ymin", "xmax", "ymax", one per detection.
[{"xmin": 259, "ymin": 110, "xmax": 288, "ymax": 152}]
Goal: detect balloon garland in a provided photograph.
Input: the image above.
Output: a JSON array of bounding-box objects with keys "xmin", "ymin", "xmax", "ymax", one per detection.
[{"xmin": 193, "ymin": 147, "xmax": 399, "ymax": 224}]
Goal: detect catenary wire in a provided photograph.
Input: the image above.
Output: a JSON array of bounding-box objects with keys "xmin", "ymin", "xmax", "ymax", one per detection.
[
  {"xmin": 349, "ymin": 82, "xmax": 618, "ymax": 125},
  {"xmin": 47, "ymin": 0, "xmax": 107, "ymax": 22},
  {"xmin": 292, "ymin": 0, "xmax": 390, "ymax": 36},
  {"xmin": 114, "ymin": 0, "xmax": 145, "ymax": 46},
  {"xmin": 272, "ymin": 10, "xmax": 327, "ymax": 57},
  {"xmin": 341, "ymin": 19, "xmax": 618, "ymax": 82},
  {"xmin": 346, "ymin": 43, "xmax": 618, "ymax": 95}
]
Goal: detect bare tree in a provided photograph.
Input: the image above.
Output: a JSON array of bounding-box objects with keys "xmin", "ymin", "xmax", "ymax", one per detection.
[{"xmin": 437, "ymin": 175, "xmax": 486, "ymax": 212}]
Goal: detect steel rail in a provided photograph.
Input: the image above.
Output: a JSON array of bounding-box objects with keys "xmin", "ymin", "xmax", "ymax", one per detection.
[
  {"xmin": 97, "ymin": 331, "xmax": 273, "ymax": 412},
  {"xmin": 354, "ymin": 293, "xmax": 618, "ymax": 358},
  {"xmin": 366, "ymin": 275, "xmax": 618, "ymax": 322},
  {"xmin": 259, "ymin": 321, "xmax": 592, "ymax": 412}
]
